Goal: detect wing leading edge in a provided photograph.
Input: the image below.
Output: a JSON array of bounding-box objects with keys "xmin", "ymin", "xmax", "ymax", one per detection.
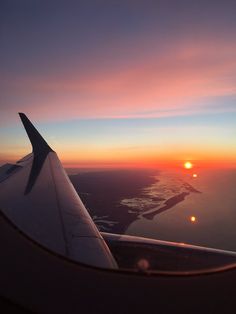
[{"xmin": 0, "ymin": 113, "xmax": 117, "ymax": 269}]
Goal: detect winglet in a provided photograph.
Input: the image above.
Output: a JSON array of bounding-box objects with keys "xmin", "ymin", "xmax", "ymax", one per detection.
[{"xmin": 19, "ymin": 113, "xmax": 53, "ymax": 155}]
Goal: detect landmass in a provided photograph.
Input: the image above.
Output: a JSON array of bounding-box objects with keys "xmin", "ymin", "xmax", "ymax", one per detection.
[{"xmin": 69, "ymin": 169, "xmax": 201, "ymax": 234}]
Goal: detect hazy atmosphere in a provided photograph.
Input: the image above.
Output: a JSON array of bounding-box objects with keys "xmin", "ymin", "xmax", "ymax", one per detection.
[
  {"xmin": 1, "ymin": 4, "xmax": 236, "ymax": 312},
  {"xmin": 1, "ymin": 0, "xmax": 236, "ymax": 168}
]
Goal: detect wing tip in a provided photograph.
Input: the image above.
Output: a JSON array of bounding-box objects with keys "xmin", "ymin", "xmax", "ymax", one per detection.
[{"xmin": 18, "ymin": 113, "xmax": 53, "ymax": 154}]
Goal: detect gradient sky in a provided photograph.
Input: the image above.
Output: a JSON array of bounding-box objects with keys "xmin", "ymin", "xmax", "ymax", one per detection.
[{"xmin": 0, "ymin": 0, "xmax": 236, "ymax": 168}]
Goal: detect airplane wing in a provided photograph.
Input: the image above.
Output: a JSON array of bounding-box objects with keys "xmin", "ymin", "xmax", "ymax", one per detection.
[
  {"xmin": 0, "ymin": 113, "xmax": 235, "ymax": 274},
  {"xmin": 1, "ymin": 113, "xmax": 236, "ymax": 314},
  {"xmin": 0, "ymin": 113, "xmax": 117, "ymax": 269}
]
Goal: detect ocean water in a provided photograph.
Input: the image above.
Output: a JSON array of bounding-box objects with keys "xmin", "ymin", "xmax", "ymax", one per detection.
[
  {"xmin": 126, "ymin": 169, "xmax": 236, "ymax": 252},
  {"xmin": 68, "ymin": 168, "xmax": 236, "ymax": 252}
]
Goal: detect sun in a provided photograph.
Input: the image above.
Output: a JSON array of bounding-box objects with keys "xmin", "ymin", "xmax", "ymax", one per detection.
[{"xmin": 184, "ymin": 161, "xmax": 193, "ymax": 169}]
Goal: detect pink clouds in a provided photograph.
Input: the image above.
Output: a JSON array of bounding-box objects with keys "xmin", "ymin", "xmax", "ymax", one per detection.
[{"xmin": 2, "ymin": 38, "xmax": 236, "ymax": 122}]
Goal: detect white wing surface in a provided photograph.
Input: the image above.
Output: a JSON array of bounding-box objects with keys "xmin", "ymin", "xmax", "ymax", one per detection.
[{"xmin": 0, "ymin": 113, "xmax": 117, "ymax": 269}]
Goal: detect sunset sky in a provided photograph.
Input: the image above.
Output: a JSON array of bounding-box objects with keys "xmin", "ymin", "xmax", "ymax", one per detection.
[{"xmin": 1, "ymin": 1, "xmax": 236, "ymax": 168}]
